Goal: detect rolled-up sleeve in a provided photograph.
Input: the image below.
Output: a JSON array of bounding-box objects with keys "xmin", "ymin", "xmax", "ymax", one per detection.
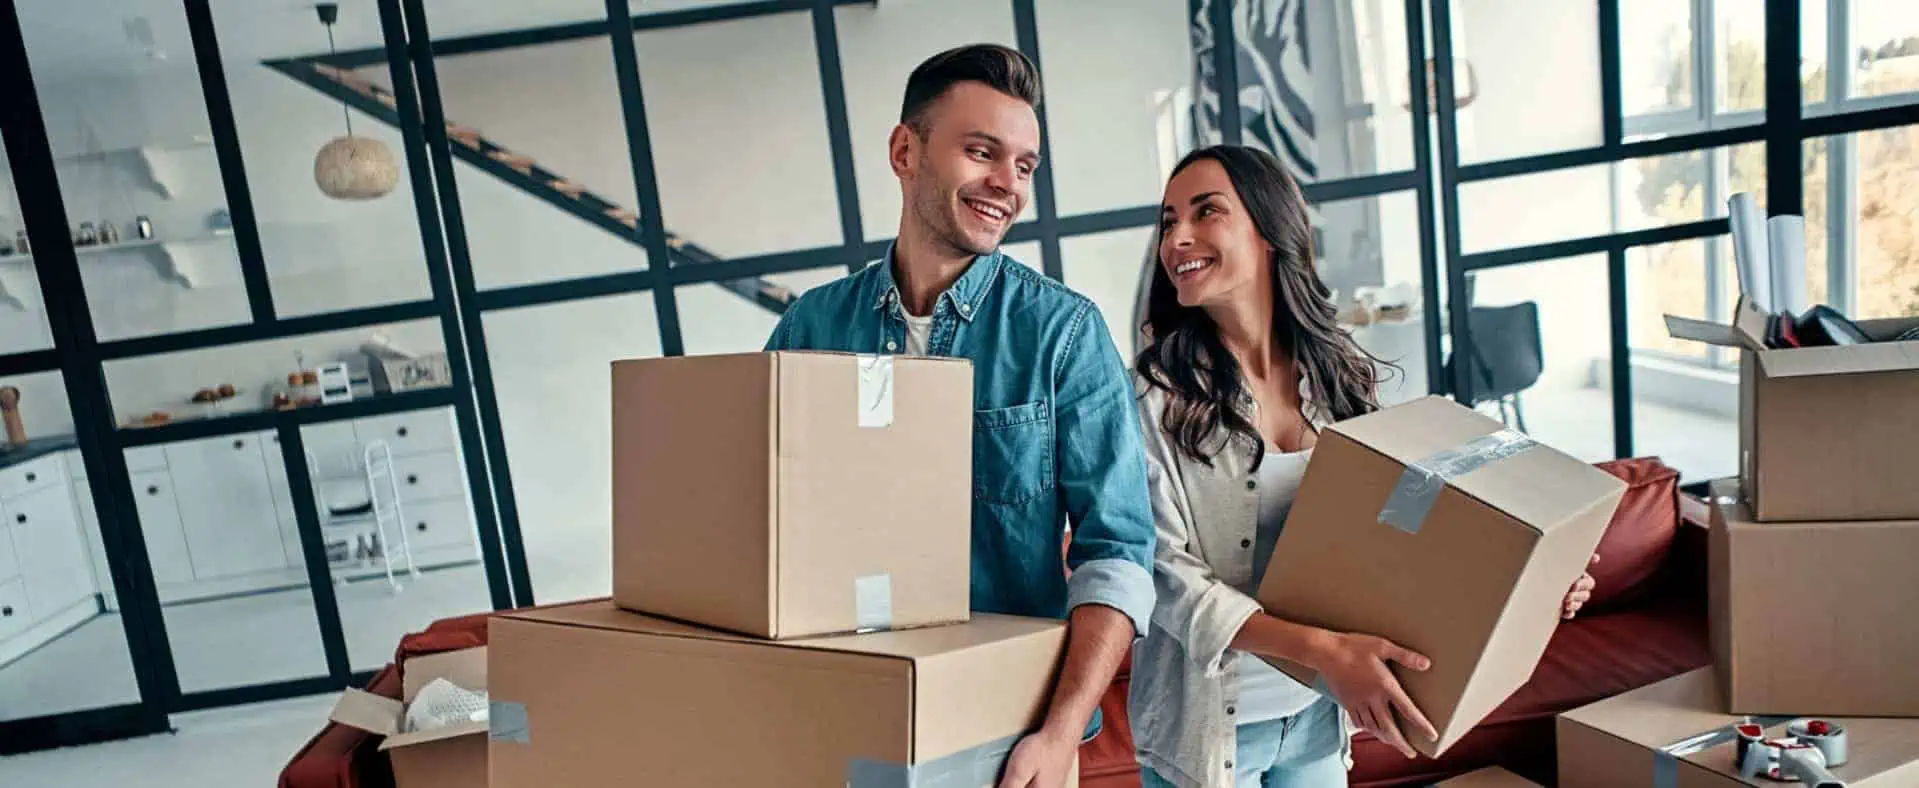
[
  {"xmin": 1138, "ymin": 386, "xmax": 1262, "ymax": 677},
  {"xmin": 1054, "ymin": 305, "xmax": 1157, "ymax": 637}
]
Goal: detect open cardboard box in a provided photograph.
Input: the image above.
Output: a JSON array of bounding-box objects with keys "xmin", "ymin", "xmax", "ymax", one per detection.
[
  {"xmin": 1666, "ymin": 296, "xmax": 1919, "ymax": 521},
  {"xmin": 328, "ymin": 646, "xmax": 487, "ymax": 788}
]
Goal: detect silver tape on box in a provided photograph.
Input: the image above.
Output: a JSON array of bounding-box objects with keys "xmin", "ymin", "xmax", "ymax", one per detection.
[
  {"xmin": 1650, "ymin": 716, "xmax": 1794, "ymax": 788},
  {"xmin": 1377, "ymin": 429, "xmax": 1538, "ymax": 534},
  {"xmin": 858, "ymin": 355, "xmax": 896, "ymax": 428},
  {"xmin": 855, "ymin": 573, "xmax": 894, "ymax": 632},
  {"xmin": 848, "ymin": 734, "xmax": 1021, "ymax": 787},
  {"xmin": 488, "ymin": 700, "xmax": 530, "ymax": 744}
]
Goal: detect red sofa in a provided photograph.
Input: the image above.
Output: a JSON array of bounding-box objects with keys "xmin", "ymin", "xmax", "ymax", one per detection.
[{"xmin": 1078, "ymin": 458, "xmax": 1713, "ymax": 787}]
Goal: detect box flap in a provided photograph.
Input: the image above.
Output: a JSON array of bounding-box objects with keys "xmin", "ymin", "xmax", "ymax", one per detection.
[
  {"xmin": 402, "ymin": 646, "xmax": 486, "ymax": 702},
  {"xmin": 327, "ymin": 687, "xmax": 402, "ymax": 737},
  {"xmin": 1664, "ymin": 296, "xmax": 1770, "ymax": 350},
  {"xmin": 1756, "ymin": 338, "xmax": 1919, "ymax": 378},
  {"xmin": 498, "ymin": 600, "xmax": 1053, "ymax": 662},
  {"xmin": 1331, "ymin": 396, "xmax": 1627, "ymax": 532},
  {"xmin": 377, "ymin": 718, "xmax": 490, "ymax": 751}
]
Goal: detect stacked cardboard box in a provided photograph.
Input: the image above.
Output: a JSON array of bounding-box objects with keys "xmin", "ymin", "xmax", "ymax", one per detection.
[
  {"xmin": 484, "ymin": 351, "xmax": 1071, "ymax": 787},
  {"xmin": 1557, "ymin": 249, "xmax": 1919, "ymax": 784},
  {"xmin": 1254, "ymin": 395, "xmax": 1626, "ymax": 757}
]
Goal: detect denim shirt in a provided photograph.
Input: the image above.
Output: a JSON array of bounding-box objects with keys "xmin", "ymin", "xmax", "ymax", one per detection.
[{"xmin": 764, "ymin": 248, "xmax": 1156, "ymax": 638}]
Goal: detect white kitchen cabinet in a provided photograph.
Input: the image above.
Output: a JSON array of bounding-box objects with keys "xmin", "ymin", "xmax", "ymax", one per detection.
[
  {"xmin": 131, "ymin": 469, "xmax": 194, "ymax": 587},
  {"xmin": 164, "ymin": 434, "xmax": 287, "ymax": 580},
  {"xmin": 0, "ymin": 579, "xmax": 30, "ymax": 642},
  {"xmin": 353, "ymin": 412, "xmax": 456, "ymax": 457},
  {"xmin": 6, "ymin": 485, "xmax": 95, "ymax": 619},
  {"xmin": 0, "ymin": 510, "xmax": 17, "ymax": 581},
  {"xmin": 0, "ymin": 453, "xmax": 66, "ymax": 500}
]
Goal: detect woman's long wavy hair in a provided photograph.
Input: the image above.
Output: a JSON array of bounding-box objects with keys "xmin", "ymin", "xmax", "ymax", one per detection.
[{"xmin": 1134, "ymin": 145, "xmax": 1393, "ymax": 468}]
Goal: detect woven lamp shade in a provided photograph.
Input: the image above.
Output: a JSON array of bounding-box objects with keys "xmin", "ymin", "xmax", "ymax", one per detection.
[{"xmin": 314, "ymin": 134, "xmax": 399, "ymax": 200}]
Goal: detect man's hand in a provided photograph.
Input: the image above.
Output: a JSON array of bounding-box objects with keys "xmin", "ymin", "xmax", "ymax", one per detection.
[
  {"xmin": 996, "ymin": 725, "xmax": 1078, "ymax": 788},
  {"xmin": 1562, "ymin": 553, "xmax": 1599, "ymax": 619}
]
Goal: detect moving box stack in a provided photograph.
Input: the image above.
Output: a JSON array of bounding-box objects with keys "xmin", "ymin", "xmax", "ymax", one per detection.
[
  {"xmin": 482, "ymin": 351, "xmax": 1072, "ymax": 787},
  {"xmin": 1551, "ymin": 196, "xmax": 1919, "ymax": 786}
]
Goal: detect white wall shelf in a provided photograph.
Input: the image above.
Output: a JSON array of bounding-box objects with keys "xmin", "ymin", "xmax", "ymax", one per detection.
[
  {"xmin": 0, "ymin": 230, "xmax": 234, "ymax": 289},
  {"xmin": 53, "ymin": 139, "xmax": 215, "ymax": 200}
]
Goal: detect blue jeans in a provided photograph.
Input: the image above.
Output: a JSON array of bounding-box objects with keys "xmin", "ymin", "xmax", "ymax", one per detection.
[{"xmin": 1141, "ymin": 697, "xmax": 1347, "ymax": 788}]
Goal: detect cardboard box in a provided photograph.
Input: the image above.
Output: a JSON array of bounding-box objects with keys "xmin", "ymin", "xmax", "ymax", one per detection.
[
  {"xmin": 328, "ymin": 646, "xmax": 488, "ymax": 788},
  {"xmin": 1666, "ymin": 298, "xmax": 1919, "ymax": 521},
  {"xmin": 1435, "ymin": 766, "xmax": 1541, "ymax": 787},
  {"xmin": 487, "ymin": 600, "xmax": 1065, "ymax": 787},
  {"xmin": 1557, "ymin": 668, "xmax": 1919, "ymax": 787},
  {"xmin": 1707, "ymin": 478, "xmax": 1919, "ymax": 716},
  {"xmin": 612, "ymin": 351, "xmax": 973, "ymax": 639},
  {"xmin": 1256, "ymin": 395, "xmax": 1625, "ymax": 757}
]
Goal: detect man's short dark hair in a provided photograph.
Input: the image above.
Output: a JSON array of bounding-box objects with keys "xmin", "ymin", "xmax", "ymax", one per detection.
[{"xmin": 899, "ymin": 44, "xmax": 1041, "ymax": 134}]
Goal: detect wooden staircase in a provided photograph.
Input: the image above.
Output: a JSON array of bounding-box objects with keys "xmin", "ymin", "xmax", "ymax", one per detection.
[{"xmin": 282, "ymin": 61, "xmax": 798, "ymax": 315}]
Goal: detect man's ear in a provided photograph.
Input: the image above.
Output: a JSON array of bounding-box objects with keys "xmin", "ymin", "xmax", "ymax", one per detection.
[{"xmin": 888, "ymin": 123, "xmax": 918, "ymax": 179}]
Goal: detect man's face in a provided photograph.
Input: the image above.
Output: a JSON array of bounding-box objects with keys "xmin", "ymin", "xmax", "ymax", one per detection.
[{"xmin": 891, "ymin": 81, "xmax": 1041, "ymax": 257}]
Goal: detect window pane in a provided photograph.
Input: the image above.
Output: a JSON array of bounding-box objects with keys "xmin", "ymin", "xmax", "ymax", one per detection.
[
  {"xmin": 1208, "ymin": 0, "xmax": 1417, "ymax": 181},
  {"xmin": 1453, "ymin": 1, "xmax": 1603, "ymax": 164},
  {"xmin": 0, "ymin": 372, "xmax": 144, "ymax": 720},
  {"xmin": 836, "ymin": 2, "xmax": 1021, "ymax": 243},
  {"xmin": 210, "ymin": 0, "xmax": 437, "ymax": 320},
  {"xmin": 1841, "ymin": 124, "xmax": 1919, "ymax": 319},
  {"xmin": 676, "ymin": 282, "xmax": 787, "ymax": 357},
  {"xmin": 1850, "ymin": 0, "xmax": 1919, "ymax": 103},
  {"xmin": 17, "ymin": 1, "xmax": 252, "ymax": 342},
  {"xmin": 1320, "ymin": 190, "xmax": 1431, "ymax": 406},
  {"xmin": 1619, "ymin": 0, "xmax": 1694, "ymax": 116},
  {"xmin": 1803, "ymin": 136, "xmax": 1833, "ymax": 308},
  {"xmin": 483, "ymin": 293, "xmax": 661, "ymax": 604},
  {"xmin": 1036, "ymin": 0, "xmax": 1191, "ymax": 215},
  {"xmin": 1716, "ymin": 0, "xmax": 1830, "ymax": 111},
  {"xmin": 425, "ymin": 19, "xmax": 652, "ymax": 291},
  {"xmin": 1062, "ymin": 227, "xmax": 1155, "ymax": 361},
  {"xmin": 639, "ymin": 11, "xmax": 843, "ymax": 258},
  {"xmin": 1455, "ymin": 255, "xmax": 1613, "ymax": 465},
  {"xmin": 1627, "ymin": 241, "xmax": 1738, "ymax": 483},
  {"xmin": 0, "ymin": 140, "xmax": 56, "ymax": 356}
]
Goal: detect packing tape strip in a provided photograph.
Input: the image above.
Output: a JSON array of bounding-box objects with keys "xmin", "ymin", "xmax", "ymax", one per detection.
[
  {"xmin": 855, "ymin": 573, "xmax": 894, "ymax": 632},
  {"xmin": 858, "ymin": 355, "xmax": 895, "ymax": 428},
  {"xmin": 1651, "ymin": 715, "xmax": 1794, "ymax": 788},
  {"xmin": 847, "ymin": 733, "xmax": 1021, "ymax": 787},
  {"xmin": 1377, "ymin": 429, "xmax": 1537, "ymax": 535},
  {"xmin": 488, "ymin": 700, "xmax": 530, "ymax": 744}
]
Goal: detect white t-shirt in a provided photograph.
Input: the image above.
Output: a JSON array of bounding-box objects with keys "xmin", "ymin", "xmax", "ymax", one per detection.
[
  {"xmin": 903, "ymin": 310, "xmax": 935, "ymax": 355},
  {"xmin": 1232, "ymin": 449, "xmax": 1323, "ymax": 725}
]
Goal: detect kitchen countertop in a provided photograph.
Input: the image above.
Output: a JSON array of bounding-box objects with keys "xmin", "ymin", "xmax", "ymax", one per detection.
[{"xmin": 0, "ymin": 434, "xmax": 78, "ymax": 472}]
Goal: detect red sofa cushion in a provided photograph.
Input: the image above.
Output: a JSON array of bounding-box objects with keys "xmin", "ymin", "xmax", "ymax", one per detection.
[
  {"xmin": 1347, "ymin": 591, "xmax": 1710, "ymax": 786},
  {"xmin": 1586, "ymin": 457, "xmax": 1682, "ymax": 611}
]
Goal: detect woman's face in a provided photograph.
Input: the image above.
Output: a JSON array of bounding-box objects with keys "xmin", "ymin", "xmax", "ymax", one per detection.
[{"xmin": 1158, "ymin": 159, "xmax": 1272, "ymax": 309}]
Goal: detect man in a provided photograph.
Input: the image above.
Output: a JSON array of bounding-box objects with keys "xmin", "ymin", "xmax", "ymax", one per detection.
[{"xmin": 764, "ymin": 44, "xmax": 1155, "ymax": 788}]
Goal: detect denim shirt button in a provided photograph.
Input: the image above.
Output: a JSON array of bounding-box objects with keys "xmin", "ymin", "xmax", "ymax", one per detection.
[
  {"xmin": 886, "ymin": 340, "xmax": 898, "ymax": 352},
  {"xmin": 959, "ymin": 302, "xmax": 972, "ymax": 315}
]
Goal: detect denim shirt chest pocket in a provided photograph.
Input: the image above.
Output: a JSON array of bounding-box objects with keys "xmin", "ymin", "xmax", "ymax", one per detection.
[{"xmin": 972, "ymin": 400, "xmax": 1054, "ymax": 506}]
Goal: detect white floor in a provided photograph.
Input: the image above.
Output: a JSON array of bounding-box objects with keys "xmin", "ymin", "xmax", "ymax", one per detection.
[
  {"xmin": 0, "ymin": 690, "xmax": 341, "ymax": 788},
  {"xmin": 0, "ymin": 563, "xmax": 491, "ymax": 722}
]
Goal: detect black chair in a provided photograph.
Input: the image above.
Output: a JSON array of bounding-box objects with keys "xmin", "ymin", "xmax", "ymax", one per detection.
[{"xmin": 1442, "ymin": 300, "xmax": 1544, "ymax": 431}]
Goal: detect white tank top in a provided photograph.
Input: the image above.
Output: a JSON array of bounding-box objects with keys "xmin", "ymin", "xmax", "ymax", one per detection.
[{"xmin": 1231, "ymin": 449, "xmax": 1323, "ymax": 725}]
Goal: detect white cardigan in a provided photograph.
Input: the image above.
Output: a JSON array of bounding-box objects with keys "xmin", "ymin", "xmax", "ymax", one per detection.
[{"xmin": 1127, "ymin": 373, "xmax": 1353, "ymax": 788}]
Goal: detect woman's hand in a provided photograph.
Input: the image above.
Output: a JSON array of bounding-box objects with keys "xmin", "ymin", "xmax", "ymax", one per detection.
[
  {"xmin": 1308, "ymin": 632, "xmax": 1438, "ymax": 759},
  {"xmin": 1562, "ymin": 553, "xmax": 1599, "ymax": 619}
]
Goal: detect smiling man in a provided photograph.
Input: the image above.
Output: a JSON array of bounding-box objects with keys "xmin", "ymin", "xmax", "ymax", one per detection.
[{"xmin": 763, "ymin": 44, "xmax": 1155, "ymax": 788}]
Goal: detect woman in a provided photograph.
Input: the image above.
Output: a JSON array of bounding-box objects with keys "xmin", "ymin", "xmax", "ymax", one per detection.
[{"xmin": 1128, "ymin": 145, "xmax": 1595, "ymax": 788}]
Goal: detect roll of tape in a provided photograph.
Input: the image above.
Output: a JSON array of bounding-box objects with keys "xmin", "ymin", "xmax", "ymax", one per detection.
[
  {"xmin": 1655, "ymin": 716, "xmax": 1795, "ymax": 788},
  {"xmin": 1789, "ymin": 718, "xmax": 1849, "ymax": 768}
]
